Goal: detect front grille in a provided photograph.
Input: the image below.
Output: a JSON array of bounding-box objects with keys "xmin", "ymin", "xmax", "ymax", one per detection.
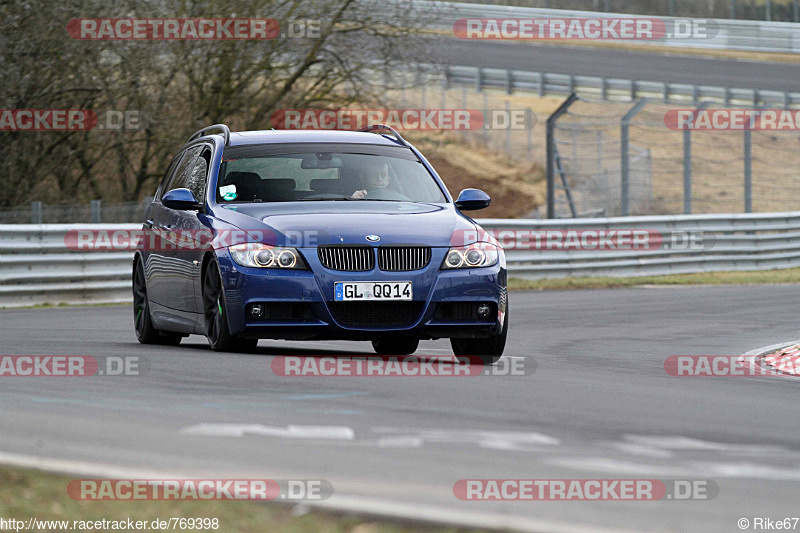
[
  {"xmin": 378, "ymin": 246, "xmax": 431, "ymax": 271},
  {"xmin": 328, "ymin": 301, "xmax": 424, "ymax": 328},
  {"xmin": 318, "ymin": 246, "xmax": 374, "ymax": 271}
]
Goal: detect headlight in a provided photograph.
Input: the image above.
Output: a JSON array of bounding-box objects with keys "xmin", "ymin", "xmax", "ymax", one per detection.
[
  {"xmin": 229, "ymin": 243, "xmax": 306, "ymax": 269},
  {"xmin": 441, "ymin": 243, "xmax": 500, "ymax": 270}
]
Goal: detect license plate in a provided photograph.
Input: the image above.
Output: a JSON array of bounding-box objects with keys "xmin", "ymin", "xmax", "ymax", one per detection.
[{"xmin": 334, "ymin": 281, "xmax": 412, "ymax": 301}]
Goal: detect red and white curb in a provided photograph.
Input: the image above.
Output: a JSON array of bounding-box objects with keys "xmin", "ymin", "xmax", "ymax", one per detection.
[
  {"xmin": 763, "ymin": 343, "xmax": 800, "ymax": 376},
  {"xmin": 739, "ymin": 340, "xmax": 800, "ymax": 377}
]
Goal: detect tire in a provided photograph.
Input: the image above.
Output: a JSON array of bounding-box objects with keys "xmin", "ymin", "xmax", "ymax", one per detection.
[
  {"xmin": 450, "ymin": 302, "xmax": 508, "ymax": 365},
  {"xmin": 372, "ymin": 337, "xmax": 420, "ymax": 356},
  {"xmin": 133, "ymin": 258, "xmax": 182, "ymax": 345},
  {"xmin": 202, "ymin": 260, "xmax": 258, "ymax": 353}
]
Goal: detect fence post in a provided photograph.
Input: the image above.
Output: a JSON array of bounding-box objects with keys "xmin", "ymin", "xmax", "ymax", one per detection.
[
  {"xmin": 795, "ymin": 0, "xmax": 799, "ymax": 22},
  {"xmin": 526, "ymin": 108, "xmax": 533, "ymax": 158},
  {"xmin": 546, "ymin": 93, "xmax": 579, "ymax": 219},
  {"xmin": 482, "ymin": 93, "xmax": 489, "ymax": 145},
  {"xmin": 31, "ymin": 201, "xmax": 42, "ymax": 224},
  {"xmin": 766, "ymin": 0, "xmax": 772, "ymax": 21},
  {"xmin": 683, "ymin": 101, "xmax": 713, "ymax": 214},
  {"xmin": 731, "ymin": 0, "xmax": 736, "ymax": 19},
  {"xmin": 505, "ymin": 100, "xmax": 511, "ymax": 154},
  {"xmin": 90, "ymin": 200, "xmax": 102, "ymax": 223},
  {"xmin": 621, "ymin": 99, "xmax": 649, "ymax": 217},
  {"xmin": 744, "ymin": 128, "xmax": 752, "ymax": 213},
  {"xmin": 462, "ymin": 86, "xmax": 468, "ymax": 141},
  {"xmin": 506, "ymin": 69, "xmax": 513, "ymax": 95}
]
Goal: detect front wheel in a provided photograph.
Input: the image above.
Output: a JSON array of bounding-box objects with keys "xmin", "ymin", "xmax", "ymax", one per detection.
[
  {"xmin": 372, "ymin": 337, "xmax": 419, "ymax": 356},
  {"xmin": 451, "ymin": 302, "xmax": 508, "ymax": 365},
  {"xmin": 203, "ymin": 260, "xmax": 258, "ymax": 353}
]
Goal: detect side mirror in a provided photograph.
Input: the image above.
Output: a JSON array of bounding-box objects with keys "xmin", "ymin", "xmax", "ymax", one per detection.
[
  {"xmin": 454, "ymin": 188, "xmax": 491, "ymax": 211},
  {"xmin": 162, "ymin": 188, "xmax": 202, "ymax": 211}
]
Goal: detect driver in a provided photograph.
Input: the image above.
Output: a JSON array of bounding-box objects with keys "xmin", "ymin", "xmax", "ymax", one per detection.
[{"xmin": 352, "ymin": 163, "xmax": 390, "ymax": 199}]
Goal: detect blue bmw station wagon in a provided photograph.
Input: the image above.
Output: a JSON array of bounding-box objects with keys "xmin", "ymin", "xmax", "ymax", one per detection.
[{"xmin": 133, "ymin": 124, "xmax": 508, "ymax": 364}]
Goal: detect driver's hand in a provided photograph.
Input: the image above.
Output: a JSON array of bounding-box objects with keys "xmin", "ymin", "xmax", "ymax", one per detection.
[{"xmin": 351, "ymin": 189, "xmax": 367, "ymax": 199}]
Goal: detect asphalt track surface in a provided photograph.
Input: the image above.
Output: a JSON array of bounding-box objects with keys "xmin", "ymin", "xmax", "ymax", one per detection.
[
  {"xmin": 431, "ymin": 39, "xmax": 800, "ymax": 91},
  {"xmin": 1, "ymin": 286, "xmax": 799, "ymax": 532}
]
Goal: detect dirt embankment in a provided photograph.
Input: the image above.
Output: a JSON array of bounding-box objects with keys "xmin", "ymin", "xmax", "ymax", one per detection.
[{"xmin": 410, "ymin": 133, "xmax": 545, "ymax": 218}]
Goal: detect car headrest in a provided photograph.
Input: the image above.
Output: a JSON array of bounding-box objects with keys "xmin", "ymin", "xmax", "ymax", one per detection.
[
  {"xmin": 260, "ymin": 179, "xmax": 296, "ymax": 202},
  {"xmin": 224, "ymin": 171, "xmax": 262, "ymax": 201},
  {"xmin": 310, "ymin": 178, "xmax": 343, "ymax": 194}
]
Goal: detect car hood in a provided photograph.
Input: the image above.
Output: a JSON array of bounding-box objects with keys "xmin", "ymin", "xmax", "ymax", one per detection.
[{"xmin": 218, "ymin": 202, "xmax": 478, "ymax": 247}]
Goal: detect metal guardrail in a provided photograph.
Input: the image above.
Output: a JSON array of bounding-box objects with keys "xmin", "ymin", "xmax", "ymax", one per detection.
[
  {"xmin": 3, "ymin": 214, "xmax": 800, "ymax": 306},
  {"xmin": 419, "ymin": 1, "xmax": 800, "ymax": 53},
  {"xmin": 440, "ymin": 64, "xmax": 800, "ymax": 107},
  {"xmin": 0, "ymin": 225, "xmax": 137, "ymax": 308},
  {"xmin": 480, "ymin": 212, "xmax": 800, "ymax": 278}
]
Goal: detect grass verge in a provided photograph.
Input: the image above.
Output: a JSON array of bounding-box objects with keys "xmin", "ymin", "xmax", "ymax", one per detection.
[
  {"xmin": 508, "ymin": 268, "xmax": 800, "ymax": 291},
  {"xmin": 0, "ymin": 465, "xmax": 479, "ymax": 533}
]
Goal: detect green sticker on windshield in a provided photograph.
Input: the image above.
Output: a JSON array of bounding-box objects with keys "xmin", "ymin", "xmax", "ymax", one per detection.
[{"xmin": 220, "ymin": 184, "xmax": 237, "ymax": 201}]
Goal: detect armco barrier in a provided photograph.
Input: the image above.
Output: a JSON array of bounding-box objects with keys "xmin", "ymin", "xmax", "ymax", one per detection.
[
  {"xmin": 2, "ymin": 213, "xmax": 800, "ymax": 307},
  {"xmin": 0, "ymin": 224, "xmax": 138, "ymax": 308},
  {"xmin": 439, "ymin": 64, "xmax": 800, "ymax": 107}
]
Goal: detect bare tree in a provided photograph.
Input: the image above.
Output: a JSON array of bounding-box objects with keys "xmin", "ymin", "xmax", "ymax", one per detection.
[{"xmin": 0, "ymin": 0, "xmax": 431, "ymax": 206}]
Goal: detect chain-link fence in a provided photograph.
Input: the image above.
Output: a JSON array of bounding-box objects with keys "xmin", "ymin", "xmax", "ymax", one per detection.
[
  {"xmin": 554, "ymin": 128, "xmax": 651, "ymax": 217},
  {"xmin": 547, "ymin": 96, "xmax": 800, "ymax": 216},
  {"xmin": 453, "ymin": 0, "xmax": 800, "ymax": 22},
  {"xmin": 0, "ymin": 199, "xmax": 151, "ymax": 224}
]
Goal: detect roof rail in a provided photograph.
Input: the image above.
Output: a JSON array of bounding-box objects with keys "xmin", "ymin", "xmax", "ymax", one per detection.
[
  {"xmin": 187, "ymin": 124, "xmax": 231, "ymax": 146},
  {"xmin": 359, "ymin": 124, "xmax": 408, "ymax": 147}
]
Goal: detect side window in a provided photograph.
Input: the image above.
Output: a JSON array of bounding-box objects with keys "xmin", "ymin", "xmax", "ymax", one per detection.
[
  {"xmin": 156, "ymin": 153, "xmax": 185, "ymax": 200},
  {"xmin": 165, "ymin": 146, "xmax": 202, "ymax": 195},
  {"xmin": 186, "ymin": 148, "xmax": 211, "ymax": 204}
]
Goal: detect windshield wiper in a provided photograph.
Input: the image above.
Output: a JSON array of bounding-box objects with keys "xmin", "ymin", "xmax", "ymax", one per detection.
[{"xmin": 298, "ymin": 196, "xmax": 357, "ymax": 201}]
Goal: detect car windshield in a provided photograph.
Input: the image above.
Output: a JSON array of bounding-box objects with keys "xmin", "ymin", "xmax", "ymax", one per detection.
[{"xmin": 216, "ymin": 144, "xmax": 447, "ymax": 204}]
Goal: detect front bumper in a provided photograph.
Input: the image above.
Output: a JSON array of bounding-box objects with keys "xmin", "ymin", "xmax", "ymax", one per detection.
[{"xmin": 216, "ymin": 247, "xmax": 507, "ymax": 340}]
